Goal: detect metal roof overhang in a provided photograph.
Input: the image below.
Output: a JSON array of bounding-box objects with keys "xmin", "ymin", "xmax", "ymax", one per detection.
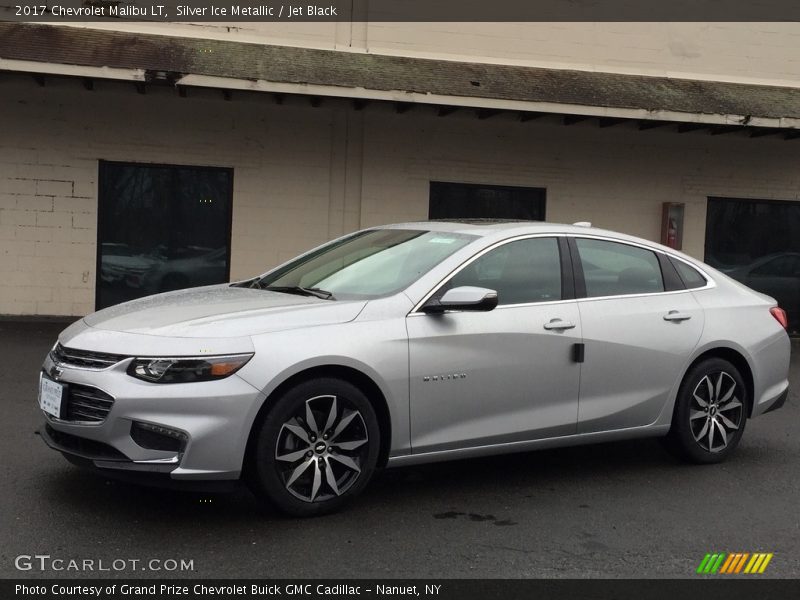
[{"xmin": 2, "ymin": 22, "xmax": 800, "ymax": 138}]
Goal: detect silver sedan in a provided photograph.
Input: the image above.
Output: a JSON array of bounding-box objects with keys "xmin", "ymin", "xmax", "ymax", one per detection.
[{"xmin": 38, "ymin": 221, "xmax": 790, "ymax": 516}]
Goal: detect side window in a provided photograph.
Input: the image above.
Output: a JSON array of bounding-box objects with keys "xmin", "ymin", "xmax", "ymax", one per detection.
[
  {"xmin": 447, "ymin": 237, "xmax": 562, "ymax": 305},
  {"xmin": 575, "ymin": 238, "xmax": 664, "ymax": 297},
  {"xmin": 670, "ymin": 257, "xmax": 708, "ymax": 289}
]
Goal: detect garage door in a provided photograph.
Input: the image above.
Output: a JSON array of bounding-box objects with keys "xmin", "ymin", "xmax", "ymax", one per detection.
[{"xmin": 705, "ymin": 197, "xmax": 800, "ymax": 333}]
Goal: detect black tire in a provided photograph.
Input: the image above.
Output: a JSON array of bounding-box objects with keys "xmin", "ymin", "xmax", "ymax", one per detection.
[
  {"xmin": 247, "ymin": 378, "xmax": 380, "ymax": 517},
  {"xmin": 664, "ymin": 358, "xmax": 748, "ymax": 464}
]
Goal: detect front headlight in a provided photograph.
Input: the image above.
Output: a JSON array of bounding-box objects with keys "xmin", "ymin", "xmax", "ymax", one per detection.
[{"xmin": 127, "ymin": 354, "xmax": 253, "ymax": 384}]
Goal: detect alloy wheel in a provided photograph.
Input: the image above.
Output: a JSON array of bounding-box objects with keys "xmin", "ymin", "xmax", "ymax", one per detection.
[
  {"xmin": 689, "ymin": 371, "xmax": 743, "ymax": 453},
  {"xmin": 274, "ymin": 394, "xmax": 369, "ymax": 502}
]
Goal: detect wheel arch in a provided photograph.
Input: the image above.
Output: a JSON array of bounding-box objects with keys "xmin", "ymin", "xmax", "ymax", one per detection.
[
  {"xmin": 681, "ymin": 346, "xmax": 756, "ymax": 418},
  {"xmin": 243, "ymin": 364, "xmax": 394, "ymax": 471}
]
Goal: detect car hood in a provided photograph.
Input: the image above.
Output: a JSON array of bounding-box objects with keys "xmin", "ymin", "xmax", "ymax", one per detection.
[{"xmin": 83, "ymin": 284, "xmax": 368, "ymax": 338}]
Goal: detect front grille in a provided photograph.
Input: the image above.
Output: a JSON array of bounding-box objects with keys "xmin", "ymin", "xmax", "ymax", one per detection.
[
  {"xmin": 63, "ymin": 384, "xmax": 115, "ymax": 422},
  {"xmin": 44, "ymin": 424, "xmax": 128, "ymax": 461},
  {"xmin": 50, "ymin": 343, "xmax": 127, "ymax": 370}
]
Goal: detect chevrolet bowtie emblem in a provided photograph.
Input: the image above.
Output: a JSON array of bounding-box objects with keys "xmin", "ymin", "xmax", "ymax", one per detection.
[{"xmin": 49, "ymin": 365, "xmax": 63, "ymax": 381}]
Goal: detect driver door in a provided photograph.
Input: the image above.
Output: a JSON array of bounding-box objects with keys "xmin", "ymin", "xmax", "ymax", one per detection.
[{"xmin": 406, "ymin": 236, "xmax": 582, "ymax": 455}]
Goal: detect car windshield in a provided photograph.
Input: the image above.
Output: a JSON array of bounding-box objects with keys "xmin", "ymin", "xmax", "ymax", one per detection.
[{"xmin": 255, "ymin": 229, "xmax": 477, "ymax": 300}]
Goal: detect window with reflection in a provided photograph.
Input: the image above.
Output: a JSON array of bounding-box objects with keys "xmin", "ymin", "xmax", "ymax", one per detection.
[
  {"xmin": 429, "ymin": 182, "xmax": 546, "ymax": 221},
  {"xmin": 706, "ymin": 197, "xmax": 800, "ymax": 333},
  {"xmin": 575, "ymin": 238, "xmax": 664, "ymax": 297},
  {"xmin": 445, "ymin": 237, "xmax": 562, "ymax": 305},
  {"xmin": 96, "ymin": 161, "xmax": 233, "ymax": 309}
]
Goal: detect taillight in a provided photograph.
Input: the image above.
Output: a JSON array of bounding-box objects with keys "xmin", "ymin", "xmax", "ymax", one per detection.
[{"xmin": 770, "ymin": 307, "xmax": 788, "ymax": 330}]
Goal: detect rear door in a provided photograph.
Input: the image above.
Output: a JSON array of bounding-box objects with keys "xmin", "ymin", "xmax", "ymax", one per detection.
[{"xmin": 570, "ymin": 237, "xmax": 704, "ymax": 433}]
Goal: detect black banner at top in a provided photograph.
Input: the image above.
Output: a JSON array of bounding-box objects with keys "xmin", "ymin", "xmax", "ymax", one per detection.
[{"xmin": 3, "ymin": 0, "xmax": 800, "ymax": 22}]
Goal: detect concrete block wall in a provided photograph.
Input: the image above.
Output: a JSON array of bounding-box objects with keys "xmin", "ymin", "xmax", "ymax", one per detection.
[
  {"xmin": 1, "ymin": 74, "xmax": 800, "ymax": 316},
  {"xmin": 357, "ymin": 106, "xmax": 800, "ymax": 258},
  {"xmin": 0, "ymin": 75, "xmax": 341, "ymax": 315}
]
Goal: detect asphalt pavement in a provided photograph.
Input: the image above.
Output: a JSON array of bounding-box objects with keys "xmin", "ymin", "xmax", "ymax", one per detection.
[{"xmin": 1, "ymin": 320, "xmax": 798, "ymax": 579}]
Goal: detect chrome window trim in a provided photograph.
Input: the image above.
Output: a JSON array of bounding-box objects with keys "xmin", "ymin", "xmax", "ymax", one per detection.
[
  {"xmin": 410, "ymin": 231, "xmax": 717, "ymax": 315},
  {"xmin": 410, "ymin": 233, "xmax": 567, "ymax": 314},
  {"xmin": 574, "ymin": 287, "xmax": 700, "ymax": 304}
]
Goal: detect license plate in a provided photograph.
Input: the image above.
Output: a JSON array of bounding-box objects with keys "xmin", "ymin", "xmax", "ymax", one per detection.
[{"xmin": 39, "ymin": 375, "xmax": 65, "ymax": 418}]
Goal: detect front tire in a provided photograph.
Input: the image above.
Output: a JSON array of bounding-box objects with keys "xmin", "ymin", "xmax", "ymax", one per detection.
[
  {"xmin": 665, "ymin": 358, "xmax": 747, "ymax": 464},
  {"xmin": 248, "ymin": 378, "xmax": 380, "ymax": 517}
]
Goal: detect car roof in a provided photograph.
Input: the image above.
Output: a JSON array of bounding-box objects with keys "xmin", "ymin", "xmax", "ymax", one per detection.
[
  {"xmin": 376, "ymin": 219, "xmax": 709, "ymax": 265},
  {"xmin": 379, "ymin": 219, "xmax": 639, "ymax": 240}
]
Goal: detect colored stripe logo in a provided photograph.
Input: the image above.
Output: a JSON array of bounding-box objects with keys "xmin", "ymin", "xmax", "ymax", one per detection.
[{"xmin": 697, "ymin": 552, "xmax": 773, "ymax": 574}]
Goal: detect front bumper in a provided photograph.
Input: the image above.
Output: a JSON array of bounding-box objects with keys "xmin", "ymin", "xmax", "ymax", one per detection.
[
  {"xmin": 762, "ymin": 387, "xmax": 789, "ymax": 415},
  {"xmin": 38, "ymin": 425, "xmax": 240, "ymax": 491},
  {"xmin": 39, "ymin": 350, "xmax": 265, "ymax": 482}
]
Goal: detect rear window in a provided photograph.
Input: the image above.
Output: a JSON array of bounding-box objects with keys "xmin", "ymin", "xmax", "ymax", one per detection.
[{"xmin": 670, "ymin": 258, "xmax": 707, "ymax": 289}]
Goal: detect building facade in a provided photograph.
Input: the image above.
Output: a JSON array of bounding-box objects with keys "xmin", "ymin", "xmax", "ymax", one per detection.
[{"xmin": 1, "ymin": 20, "xmax": 800, "ymax": 324}]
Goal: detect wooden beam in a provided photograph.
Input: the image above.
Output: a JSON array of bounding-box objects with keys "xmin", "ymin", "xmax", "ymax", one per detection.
[
  {"xmin": 563, "ymin": 115, "xmax": 590, "ymax": 126},
  {"xmin": 135, "ymin": 82, "xmax": 147, "ymax": 95},
  {"xmin": 677, "ymin": 123, "xmax": 708, "ymax": 133},
  {"xmin": 477, "ymin": 108, "xmax": 502, "ymax": 120},
  {"xmin": 709, "ymin": 126, "xmax": 741, "ymax": 135},
  {"xmin": 598, "ymin": 117, "xmax": 626, "ymax": 128},
  {"xmin": 518, "ymin": 112, "xmax": 545, "ymax": 122},
  {"xmin": 437, "ymin": 106, "xmax": 459, "ymax": 117},
  {"xmin": 638, "ymin": 120, "xmax": 671, "ymax": 130},
  {"xmin": 784, "ymin": 130, "xmax": 800, "ymax": 140},
  {"xmin": 222, "ymin": 89, "xmax": 232, "ymax": 101},
  {"xmin": 395, "ymin": 102, "xmax": 413, "ymax": 114},
  {"xmin": 82, "ymin": 78, "xmax": 94, "ymax": 91},
  {"xmin": 749, "ymin": 128, "xmax": 781, "ymax": 138}
]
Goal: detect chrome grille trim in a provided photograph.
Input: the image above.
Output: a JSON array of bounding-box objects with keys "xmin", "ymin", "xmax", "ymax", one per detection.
[
  {"xmin": 50, "ymin": 343, "xmax": 128, "ymax": 370},
  {"xmin": 63, "ymin": 384, "xmax": 115, "ymax": 423}
]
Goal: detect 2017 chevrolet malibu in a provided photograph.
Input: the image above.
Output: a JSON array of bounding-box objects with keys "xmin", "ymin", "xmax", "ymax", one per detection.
[{"xmin": 38, "ymin": 221, "xmax": 790, "ymax": 516}]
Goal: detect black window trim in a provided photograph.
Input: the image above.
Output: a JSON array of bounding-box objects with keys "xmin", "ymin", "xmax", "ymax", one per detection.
[
  {"xmin": 668, "ymin": 255, "xmax": 708, "ymax": 289},
  {"xmin": 657, "ymin": 253, "xmax": 685, "ymax": 292}
]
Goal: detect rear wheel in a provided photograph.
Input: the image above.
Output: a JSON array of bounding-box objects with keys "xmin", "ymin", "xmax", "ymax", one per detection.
[
  {"xmin": 248, "ymin": 378, "xmax": 380, "ymax": 517},
  {"xmin": 665, "ymin": 358, "xmax": 747, "ymax": 464}
]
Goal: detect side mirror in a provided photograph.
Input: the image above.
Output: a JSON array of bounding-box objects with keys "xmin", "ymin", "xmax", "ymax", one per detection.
[{"xmin": 422, "ymin": 286, "xmax": 499, "ymax": 314}]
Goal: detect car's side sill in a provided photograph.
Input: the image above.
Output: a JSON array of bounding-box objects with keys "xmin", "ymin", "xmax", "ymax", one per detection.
[{"xmin": 386, "ymin": 424, "xmax": 671, "ymax": 468}]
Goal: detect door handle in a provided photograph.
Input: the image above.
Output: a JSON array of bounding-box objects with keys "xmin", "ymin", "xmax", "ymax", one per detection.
[
  {"xmin": 544, "ymin": 319, "xmax": 576, "ymax": 331},
  {"xmin": 663, "ymin": 310, "xmax": 692, "ymax": 322}
]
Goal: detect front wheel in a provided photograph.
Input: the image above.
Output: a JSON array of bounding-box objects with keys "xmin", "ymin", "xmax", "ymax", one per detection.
[
  {"xmin": 664, "ymin": 358, "xmax": 747, "ymax": 464},
  {"xmin": 247, "ymin": 378, "xmax": 380, "ymax": 517}
]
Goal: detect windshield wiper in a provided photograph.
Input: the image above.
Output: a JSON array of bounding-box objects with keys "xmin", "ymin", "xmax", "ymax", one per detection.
[{"xmin": 261, "ymin": 285, "xmax": 336, "ymax": 300}]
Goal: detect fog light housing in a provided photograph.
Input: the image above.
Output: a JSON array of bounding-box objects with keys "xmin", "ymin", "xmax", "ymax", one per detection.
[{"xmin": 130, "ymin": 421, "xmax": 188, "ymax": 453}]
